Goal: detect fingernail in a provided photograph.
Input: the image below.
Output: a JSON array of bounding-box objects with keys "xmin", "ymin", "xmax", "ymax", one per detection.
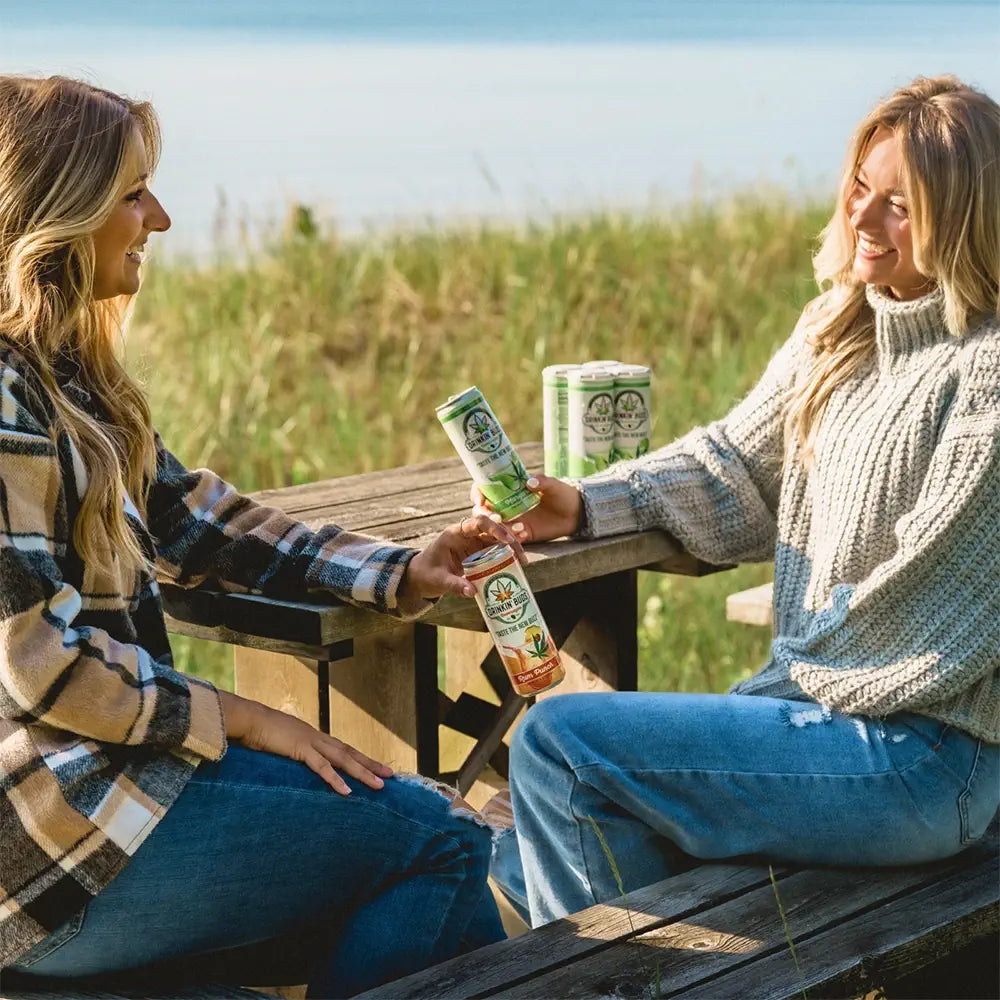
[
  {"xmin": 489, "ymin": 512, "xmax": 502, "ymax": 522},
  {"xmin": 373, "ymin": 777, "xmax": 384, "ymax": 788},
  {"xmin": 527, "ymin": 477, "xmax": 539, "ymax": 488}
]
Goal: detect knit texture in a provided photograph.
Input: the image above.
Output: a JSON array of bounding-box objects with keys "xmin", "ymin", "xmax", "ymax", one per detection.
[{"xmin": 580, "ymin": 286, "xmax": 1000, "ymax": 743}]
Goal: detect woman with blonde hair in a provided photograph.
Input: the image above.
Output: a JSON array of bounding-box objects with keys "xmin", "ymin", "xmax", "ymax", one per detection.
[
  {"xmin": 484, "ymin": 75, "xmax": 1000, "ymax": 926},
  {"xmin": 0, "ymin": 75, "xmax": 516, "ymax": 994}
]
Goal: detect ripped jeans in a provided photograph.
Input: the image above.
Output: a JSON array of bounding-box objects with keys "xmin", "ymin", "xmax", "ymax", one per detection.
[
  {"xmin": 6, "ymin": 745, "xmax": 505, "ymax": 997},
  {"xmin": 489, "ymin": 692, "xmax": 1000, "ymax": 927}
]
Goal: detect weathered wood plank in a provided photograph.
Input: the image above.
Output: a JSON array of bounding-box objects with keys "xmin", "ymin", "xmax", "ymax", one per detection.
[
  {"xmin": 674, "ymin": 856, "xmax": 999, "ymax": 1000},
  {"xmin": 327, "ymin": 624, "xmax": 425, "ymax": 772},
  {"xmin": 233, "ymin": 648, "xmax": 322, "ymax": 729},
  {"xmin": 352, "ymin": 864, "xmax": 781, "ymax": 999},
  {"xmin": 726, "ymin": 582, "xmax": 774, "ymax": 627},
  {"xmin": 490, "ymin": 859, "xmax": 977, "ymax": 999},
  {"xmin": 249, "ymin": 444, "xmax": 544, "ymax": 517}
]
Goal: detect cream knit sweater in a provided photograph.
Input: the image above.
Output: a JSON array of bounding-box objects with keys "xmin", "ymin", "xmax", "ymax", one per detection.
[{"xmin": 579, "ymin": 285, "xmax": 1000, "ymax": 743}]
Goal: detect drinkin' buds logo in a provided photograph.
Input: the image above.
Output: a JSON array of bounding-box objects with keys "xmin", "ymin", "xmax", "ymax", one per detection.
[
  {"xmin": 464, "ymin": 408, "xmax": 501, "ymax": 454},
  {"xmin": 614, "ymin": 389, "xmax": 648, "ymax": 431},
  {"xmin": 583, "ymin": 392, "xmax": 614, "ymax": 436},
  {"xmin": 483, "ymin": 573, "xmax": 531, "ymax": 624}
]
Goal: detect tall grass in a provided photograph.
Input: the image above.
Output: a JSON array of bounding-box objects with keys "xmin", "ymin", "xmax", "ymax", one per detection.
[{"xmin": 128, "ymin": 194, "xmax": 831, "ymax": 691}]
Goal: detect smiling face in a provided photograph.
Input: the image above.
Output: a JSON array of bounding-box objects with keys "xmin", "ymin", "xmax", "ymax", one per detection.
[
  {"xmin": 847, "ymin": 127, "xmax": 932, "ymax": 301},
  {"xmin": 91, "ymin": 131, "xmax": 171, "ymax": 300}
]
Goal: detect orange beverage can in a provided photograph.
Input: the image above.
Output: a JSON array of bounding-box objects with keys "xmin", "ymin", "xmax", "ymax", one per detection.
[{"xmin": 462, "ymin": 544, "xmax": 565, "ymax": 697}]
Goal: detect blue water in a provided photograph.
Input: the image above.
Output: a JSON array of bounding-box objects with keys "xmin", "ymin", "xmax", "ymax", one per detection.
[{"xmin": 1, "ymin": 1, "xmax": 997, "ymax": 255}]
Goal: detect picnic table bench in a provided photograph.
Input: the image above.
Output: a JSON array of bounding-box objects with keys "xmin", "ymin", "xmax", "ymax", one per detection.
[{"xmin": 353, "ymin": 826, "xmax": 998, "ymax": 999}]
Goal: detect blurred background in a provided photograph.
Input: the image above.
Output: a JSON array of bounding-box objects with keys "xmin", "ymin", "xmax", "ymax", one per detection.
[{"xmin": 1, "ymin": 0, "xmax": 997, "ymax": 691}]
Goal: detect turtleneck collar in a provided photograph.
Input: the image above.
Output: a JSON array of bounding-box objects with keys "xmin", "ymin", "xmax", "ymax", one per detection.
[{"xmin": 865, "ymin": 283, "xmax": 949, "ymax": 361}]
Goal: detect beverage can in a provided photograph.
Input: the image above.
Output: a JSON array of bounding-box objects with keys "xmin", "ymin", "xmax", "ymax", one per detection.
[
  {"xmin": 612, "ymin": 364, "xmax": 652, "ymax": 461},
  {"xmin": 542, "ymin": 364, "xmax": 581, "ymax": 478},
  {"xmin": 436, "ymin": 387, "xmax": 540, "ymax": 521},
  {"xmin": 463, "ymin": 543, "xmax": 565, "ymax": 697},
  {"xmin": 567, "ymin": 368, "xmax": 615, "ymax": 476}
]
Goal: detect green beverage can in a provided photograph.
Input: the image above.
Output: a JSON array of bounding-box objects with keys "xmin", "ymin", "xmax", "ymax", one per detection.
[
  {"xmin": 613, "ymin": 364, "xmax": 652, "ymax": 461},
  {"xmin": 567, "ymin": 368, "xmax": 615, "ymax": 476},
  {"xmin": 436, "ymin": 386, "xmax": 541, "ymax": 521},
  {"xmin": 542, "ymin": 364, "xmax": 581, "ymax": 478}
]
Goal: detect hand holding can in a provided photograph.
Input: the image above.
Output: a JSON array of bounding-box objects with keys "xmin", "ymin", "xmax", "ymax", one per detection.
[{"xmin": 437, "ymin": 387, "xmax": 541, "ymax": 522}]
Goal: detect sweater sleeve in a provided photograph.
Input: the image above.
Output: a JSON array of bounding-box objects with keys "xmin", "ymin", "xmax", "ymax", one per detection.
[
  {"xmin": 147, "ymin": 436, "xmax": 431, "ymax": 618},
  {"xmin": 577, "ymin": 311, "xmax": 812, "ymax": 565},
  {"xmin": 0, "ymin": 364, "xmax": 225, "ymax": 758},
  {"xmin": 776, "ymin": 360, "xmax": 1000, "ymax": 718}
]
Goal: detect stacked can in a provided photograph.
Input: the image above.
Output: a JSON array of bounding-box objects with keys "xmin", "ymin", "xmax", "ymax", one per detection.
[
  {"xmin": 462, "ymin": 543, "xmax": 564, "ymax": 697},
  {"xmin": 611, "ymin": 364, "xmax": 652, "ymax": 461},
  {"xmin": 542, "ymin": 364, "xmax": 582, "ymax": 477},
  {"xmin": 545, "ymin": 362, "xmax": 652, "ymax": 474},
  {"xmin": 437, "ymin": 387, "xmax": 540, "ymax": 521},
  {"xmin": 567, "ymin": 368, "xmax": 616, "ymax": 476}
]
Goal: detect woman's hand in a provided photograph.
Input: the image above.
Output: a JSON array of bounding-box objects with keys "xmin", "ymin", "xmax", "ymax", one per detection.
[
  {"xmin": 218, "ymin": 690, "xmax": 392, "ymax": 796},
  {"xmin": 471, "ymin": 475, "xmax": 583, "ymax": 544},
  {"xmin": 400, "ymin": 514, "xmax": 526, "ymax": 602}
]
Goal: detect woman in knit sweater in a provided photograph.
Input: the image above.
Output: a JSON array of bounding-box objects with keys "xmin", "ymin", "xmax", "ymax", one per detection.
[
  {"xmin": 0, "ymin": 76, "xmax": 517, "ymax": 994},
  {"xmin": 484, "ymin": 75, "xmax": 1000, "ymax": 927}
]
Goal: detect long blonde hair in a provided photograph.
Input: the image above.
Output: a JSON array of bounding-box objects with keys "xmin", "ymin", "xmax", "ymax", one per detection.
[
  {"xmin": 0, "ymin": 76, "xmax": 160, "ymax": 579},
  {"xmin": 786, "ymin": 75, "xmax": 1000, "ymax": 462}
]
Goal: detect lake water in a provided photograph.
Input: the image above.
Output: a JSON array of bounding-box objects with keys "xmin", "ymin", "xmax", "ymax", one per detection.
[{"xmin": 1, "ymin": 1, "xmax": 997, "ymax": 256}]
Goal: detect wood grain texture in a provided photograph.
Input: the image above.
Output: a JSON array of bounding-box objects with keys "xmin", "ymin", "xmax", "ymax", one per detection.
[
  {"xmin": 250, "ymin": 444, "xmax": 544, "ymax": 517},
  {"xmin": 491, "ymin": 857, "xmax": 983, "ymax": 999},
  {"xmin": 676, "ymin": 855, "xmax": 999, "ymax": 1000},
  {"xmin": 726, "ymin": 582, "xmax": 774, "ymax": 627},
  {"xmin": 233, "ymin": 648, "xmax": 321, "ymax": 728},
  {"xmin": 327, "ymin": 624, "xmax": 422, "ymax": 772},
  {"xmin": 353, "ymin": 864, "xmax": 780, "ymax": 999}
]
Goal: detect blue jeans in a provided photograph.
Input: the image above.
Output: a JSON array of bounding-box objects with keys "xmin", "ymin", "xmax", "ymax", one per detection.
[
  {"xmin": 490, "ymin": 692, "xmax": 1000, "ymax": 926},
  {"xmin": 6, "ymin": 745, "xmax": 505, "ymax": 997}
]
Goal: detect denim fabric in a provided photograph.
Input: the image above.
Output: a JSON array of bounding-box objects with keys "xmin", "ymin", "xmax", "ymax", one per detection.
[
  {"xmin": 490, "ymin": 692, "xmax": 999, "ymax": 927},
  {"xmin": 7, "ymin": 745, "xmax": 505, "ymax": 997}
]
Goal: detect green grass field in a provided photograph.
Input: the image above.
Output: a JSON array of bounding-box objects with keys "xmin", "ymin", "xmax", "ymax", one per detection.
[{"xmin": 128, "ymin": 194, "xmax": 832, "ymax": 693}]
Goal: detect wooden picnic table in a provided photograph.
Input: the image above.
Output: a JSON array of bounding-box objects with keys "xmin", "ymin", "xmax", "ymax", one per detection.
[{"xmin": 162, "ymin": 442, "xmax": 721, "ymax": 795}]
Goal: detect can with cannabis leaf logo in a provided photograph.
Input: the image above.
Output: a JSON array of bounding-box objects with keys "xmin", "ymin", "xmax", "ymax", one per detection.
[
  {"xmin": 567, "ymin": 368, "xmax": 616, "ymax": 476},
  {"xmin": 463, "ymin": 543, "xmax": 564, "ymax": 697},
  {"xmin": 437, "ymin": 386, "xmax": 541, "ymax": 521},
  {"xmin": 612, "ymin": 364, "xmax": 651, "ymax": 461}
]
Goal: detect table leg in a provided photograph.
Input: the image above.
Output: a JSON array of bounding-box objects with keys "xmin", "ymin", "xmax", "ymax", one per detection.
[
  {"xmin": 233, "ymin": 625, "xmax": 439, "ymax": 777},
  {"xmin": 233, "ymin": 647, "xmax": 325, "ymax": 729},
  {"xmin": 326, "ymin": 623, "xmax": 439, "ymax": 775}
]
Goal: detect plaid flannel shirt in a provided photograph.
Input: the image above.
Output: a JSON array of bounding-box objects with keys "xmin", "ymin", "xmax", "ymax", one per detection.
[{"xmin": 0, "ymin": 345, "xmax": 425, "ymax": 966}]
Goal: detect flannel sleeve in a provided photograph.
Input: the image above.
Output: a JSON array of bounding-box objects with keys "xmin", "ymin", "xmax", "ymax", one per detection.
[
  {"xmin": 0, "ymin": 362, "xmax": 225, "ymax": 757},
  {"xmin": 146, "ymin": 435, "xmax": 431, "ymax": 617},
  {"xmin": 576, "ymin": 311, "xmax": 812, "ymax": 564}
]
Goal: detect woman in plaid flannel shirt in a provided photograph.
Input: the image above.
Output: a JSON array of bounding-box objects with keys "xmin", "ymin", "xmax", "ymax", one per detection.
[{"xmin": 0, "ymin": 75, "xmax": 516, "ymax": 996}]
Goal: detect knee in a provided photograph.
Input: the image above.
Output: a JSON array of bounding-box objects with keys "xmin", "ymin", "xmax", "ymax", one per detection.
[{"xmin": 510, "ymin": 694, "xmax": 585, "ymax": 774}]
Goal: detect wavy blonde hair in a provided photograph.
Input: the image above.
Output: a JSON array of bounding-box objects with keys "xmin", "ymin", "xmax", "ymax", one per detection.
[
  {"xmin": 0, "ymin": 75, "xmax": 160, "ymax": 579},
  {"xmin": 786, "ymin": 75, "xmax": 1000, "ymax": 463}
]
